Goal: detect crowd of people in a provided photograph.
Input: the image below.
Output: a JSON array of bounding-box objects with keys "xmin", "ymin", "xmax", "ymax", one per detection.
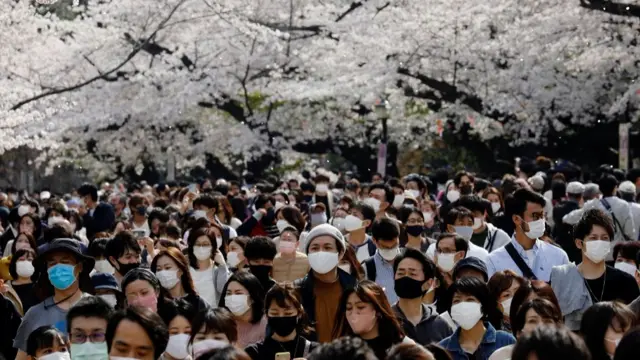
[{"xmin": 2, "ymin": 164, "xmax": 640, "ymax": 360}]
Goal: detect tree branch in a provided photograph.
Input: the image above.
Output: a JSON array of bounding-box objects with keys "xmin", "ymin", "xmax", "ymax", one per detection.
[
  {"xmin": 10, "ymin": 0, "xmax": 188, "ymax": 111},
  {"xmin": 580, "ymin": 0, "xmax": 640, "ymax": 18}
]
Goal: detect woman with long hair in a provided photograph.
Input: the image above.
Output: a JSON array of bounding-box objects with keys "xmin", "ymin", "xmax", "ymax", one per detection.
[
  {"xmin": 487, "ymin": 270, "xmax": 526, "ymax": 331},
  {"xmin": 187, "ymin": 227, "xmax": 230, "ymax": 307},
  {"xmin": 581, "ymin": 301, "xmax": 636, "ymax": 360},
  {"xmin": 122, "ymin": 268, "xmax": 164, "ymax": 312},
  {"xmin": 333, "ymin": 280, "xmax": 413, "ymax": 359},
  {"xmin": 216, "ymin": 196, "xmax": 242, "ymax": 229},
  {"xmin": 6, "ymin": 248, "xmax": 38, "ymax": 314},
  {"xmin": 439, "ymin": 277, "xmax": 515, "ymax": 360},
  {"xmin": 218, "ymin": 271, "xmax": 267, "ymax": 348},
  {"xmin": 189, "ymin": 308, "xmax": 238, "ymax": 358},
  {"xmin": 245, "ymin": 283, "xmax": 318, "ymax": 359},
  {"xmin": 1, "ymin": 232, "xmax": 37, "ymax": 280},
  {"xmin": 25, "ymin": 326, "xmax": 70, "ymax": 360},
  {"xmin": 338, "ymin": 245, "xmax": 365, "ymax": 280},
  {"xmin": 150, "ymin": 247, "xmax": 209, "ymax": 311}
]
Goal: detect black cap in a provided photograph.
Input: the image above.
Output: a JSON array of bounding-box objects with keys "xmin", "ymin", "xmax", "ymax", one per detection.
[
  {"xmin": 452, "ymin": 256, "xmax": 488, "ymax": 282},
  {"xmin": 36, "ymin": 238, "xmax": 95, "ymax": 273}
]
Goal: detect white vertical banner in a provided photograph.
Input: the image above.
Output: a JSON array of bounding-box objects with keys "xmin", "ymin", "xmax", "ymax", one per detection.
[
  {"xmin": 377, "ymin": 143, "xmax": 387, "ymax": 177},
  {"xmin": 167, "ymin": 154, "xmax": 176, "ymax": 182},
  {"xmin": 619, "ymin": 123, "xmax": 631, "ymax": 171},
  {"xmin": 27, "ymin": 170, "xmax": 34, "ymax": 194}
]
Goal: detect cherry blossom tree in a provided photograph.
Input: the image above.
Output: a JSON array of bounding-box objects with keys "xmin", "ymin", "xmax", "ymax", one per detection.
[{"xmin": 2, "ymin": 0, "xmax": 640, "ymax": 180}]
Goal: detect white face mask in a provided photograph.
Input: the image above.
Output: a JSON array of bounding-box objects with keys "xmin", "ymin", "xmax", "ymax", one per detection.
[
  {"xmin": 392, "ymin": 194, "xmax": 405, "ymax": 209},
  {"xmin": 216, "ymin": 237, "xmax": 223, "ymax": 249},
  {"xmin": 194, "ymin": 246, "xmax": 212, "ymax": 261},
  {"xmin": 614, "ymin": 261, "xmax": 637, "ymax": 277},
  {"xmin": 331, "ymin": 217, "xmax": 346, "ymax": 232},
  {"xmin": 275, "ymin": 201, "xmax": 285, "ymax": 211},
  {"xmin": 16, "ymin": 260, "xmax": 35, "ymax": 278},
  {"xmin": 99, "ymin": 294, "xmax": 118, "ymax": 307},
  {"xmin": 472, "ymin": 217, "xmax": 483, "ymax": 230},
  {"xmin": 501, "ymin": 297, "xmax": 513, "ymax": 317},
  {"xmin": 423, "ymin": 212, "xmax": 433, "ymax": 223},
  {"xmin": 491, "ymin": 202, "xmax": 501, "ymax": 214},
  {"xmin": 38, "ymin": 352, "xmax": 71, "ymax": 360},
  {"xmin": 156, "ymin": 269, "xmax": 180, "ymax": 289},
  {"xmin": 18, "ymin": 205, "xmax": 31, "ymax": 217},
  {"xmin": 524, "ymin": 219, "xmax": 545, "ymax": 239},
  {"xmin": 344, "ymin": 215, "xmax": 364, "ymax": 232},
  {"xmin": 48, "ymin": 216, "xmax": 65, "ymax": 226},
  {"xmin": 338, "ymin": 264, "xmax": 351, "ymax": 273},
  {"xmin": 447, "ymin": 190, "xmax": 460, "ymax": 203},
  {"xmin": 308, "ymin": 251, "xmax": 339, "ymax": 274},
  {"xmin": 454, "ymin": 226, "xmax": 474, "ymax": 241},
  {"xmin": 94, "ymin": 260, "xmax": 115, "ymax": 274},
  {"xmin": 408, "ymin": 190, "xmax": 421, "ymax": 199},
  {"xmin": 437, "ymin": 253, "xmax": 456, "ymax": 272},
  {"xmin": 316, "ymin": 183, "xmax": 329, "ymax": 193},
  {"xmin": 378, "ymin": 247, "xmax": 399, "ymax": 261},
  {"xmin": 364, "ymin": 197, "xmax": 381, "ymax": 213},
  {"xmin": 225, "ymin": 294, "xmax": 250, "ymax": 315},
  {"xmin": 276, "ymin": 219, "xmax": 292, "ymax": 233},
  {"xmin": 226, "ymin": 251, "xmax": 240, "ymax": 267},
  {"xmin": 192, "ymin": 210, "xmax": 208, "ymax": 220},
  {"xmin": 192, "ymin": 339, "xmax": 228, "ymax": 359},
  {"xmin": 584, "ymin": 240, "xmax": 610, "ymax": 263},
  {"xmin": 166, "ymin": 334, "xmax": 191, "ymax": 359},
  {"xmin": 450, "ymin": 301, "xmax": 483, "ymax": 330}
]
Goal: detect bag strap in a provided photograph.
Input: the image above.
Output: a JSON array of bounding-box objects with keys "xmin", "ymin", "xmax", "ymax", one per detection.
[
  {"xmin": 505, "ymin": 243, "xmax": 537, "ymax": 280},
  {"xmin": 600, "ymin": 199, "xmax": 631, "ymax": 240},
  {"xmin": 486, "ymin": 229, "xmax": 498, "ymax": 252},
  {"xmin": 303, "ymin": 339, "xmax": 311, "ymax": 357},
  {"xmin": 363, "ymin": 258, "xmax": 377, "ymax": 281}
]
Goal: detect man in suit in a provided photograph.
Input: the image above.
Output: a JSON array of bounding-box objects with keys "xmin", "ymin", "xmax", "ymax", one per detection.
[{"xmin": 77, "ymin": 183, "xmax": 115, "ymax": 240}]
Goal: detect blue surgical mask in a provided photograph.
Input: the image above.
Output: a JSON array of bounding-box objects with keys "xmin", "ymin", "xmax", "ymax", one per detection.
[
  {"xmin": 70, "ymin": 342, "xmax": 108, "ymax": 360},
  {"xmin": 48, "ymin": 264, "xmax": 77, "ymax": 290}
]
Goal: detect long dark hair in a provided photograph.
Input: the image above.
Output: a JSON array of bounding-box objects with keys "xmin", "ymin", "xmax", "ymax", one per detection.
[
  {"xmin": 19, "ymin": 213, "xmax": 43, "ymax": 242},
  {"xmin": 277, "ymin": 206, "xmax": 306, "ymax": 233},
  {"xmin": 150, "ymin": 248, "xmax": 198, "ymax": 298},
  {"xmin": 264, "ymin": 283, "xmax": 313, "ymax": 336},
  {"xmin": 187, "ymin": 227, "xmax": 216, "ymax": 269},
  {"xmin": 333, "ymin": 280, "xmax": 404, "ymax": 343},
  {"xmin": 26, "ymin": 326, "xmax": 68, "ymax": 357},
  {"xmin": 218, "ymin": 271, "xmax": 264, "ymax": 324},
  {"xmin": 581, "ymin": 301, "xmax": 636, "ymax": 360}
]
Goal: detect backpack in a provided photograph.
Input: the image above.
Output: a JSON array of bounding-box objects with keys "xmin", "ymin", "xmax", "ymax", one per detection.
[{"xmin": 363, "ymin": 257, "xmax": 377, "ymax": 281}]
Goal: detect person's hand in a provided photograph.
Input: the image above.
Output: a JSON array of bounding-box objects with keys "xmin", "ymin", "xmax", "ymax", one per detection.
[
  {"xmin": 138, "ymin": 236, "xmax": 154, "ymax": 249},
  {"xmin": 213, "ymin": 250, "xmax": 226, "ymax": 266},
  {"xmin": 0, "ymin": 280, "xmax": 8, "ymax": 295},
  {"xmin": 257, "ymin": 208, "xmax": 267, "ymax": 216}
]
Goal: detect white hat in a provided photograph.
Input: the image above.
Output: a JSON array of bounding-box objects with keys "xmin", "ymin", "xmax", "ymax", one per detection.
[
  {"xmin": 304, "ymin": 224, "xmax": 346, "ymax": 254},
  {"xmin": 619, "ymin": 181, "xmax": 636, "ymax": 194},
  {"xmin": 566, "ymin": 181, "xmax": 585, "ymax": 195},
  {"xmin": 528, "ymin": 175, "xmax": 545, "ymax": 191},
  {"xmin": 40, "ymin": 191, "xmax": 51, "ymax": 200}
]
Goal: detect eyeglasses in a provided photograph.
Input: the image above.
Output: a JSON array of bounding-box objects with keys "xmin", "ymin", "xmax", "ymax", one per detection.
[{"xmin": 70, "ymin": 332, "xmax": 106, "ymax": 344}]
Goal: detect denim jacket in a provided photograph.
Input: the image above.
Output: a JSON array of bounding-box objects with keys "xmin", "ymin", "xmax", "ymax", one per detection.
[{"xmin": 438, "ymin": 322, "xmax": 516, "ymax": 360}]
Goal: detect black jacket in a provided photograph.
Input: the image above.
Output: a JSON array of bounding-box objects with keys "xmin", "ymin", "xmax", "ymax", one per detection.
[
  {"xmin": 553, "ymin": 200, "xmax": 581, "ymax": 263},
  {"xmin": 0, "ymin": 294, "xmax": 21, "ymax": 359},
  {"xmin": 293, "ymin": 268, "xmax": 356, "ymax": 326},
  {"xmin": 83, "ymin": 202, "xmax": 116, "ymax": 240}
]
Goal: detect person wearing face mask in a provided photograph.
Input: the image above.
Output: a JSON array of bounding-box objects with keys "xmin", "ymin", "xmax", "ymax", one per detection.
[
  {"xmin": 293, "ymin": 224, "xmax": 357, "ymax": 343},
  {"xmin": 367, "ymin": 183, "xmax": 394, "ymax": 220},
  {"xmin": 422, "ymin": 201, "xmax": 441, "ymax": 238},
  {"xmin": 487, "ymin": 270, "xmax": 525, "ymax": 332},
  {"xmin": 91, "ymin": 273, "xmax": 122, "ymax": 309},
  {"xmin": 426, "ymin": 207, "xmax": 489, "ymax": 263},
  {"xmin": 334, "ymin": 280, "xmax": 414, "ymax": 359},
  {"xmin": 486, "ymin": 188, "xmax": 569, "ymax": 282},
  {"xmin": 219, "ymin": 271, "xmax": 268, "ymax": 348},
  {"xmin": 6, "ymin": 248, "xmax": 38, "ymax": 314},
  {"xmin": 192, "ymin": 194, "xmax": 238, "ymax": 240},
  {"xmin": 25, "ymin": 326, "xmax": 71, "ymax": 360},
  {"xmin": 311, "ymin": 174, "xmax": 335, "ymax": 220},
  {"xmin": 245, "ymin": 283, "xmax": 319, "ymax": 359},
  {"xmin": 128, "ymin": 194, "xmax": 151, "ymax": 238},
  {"xmin": 400, "ymin": 208, "xmax": 431, "ymax": 252},
  {"xmin": 344, "ymin": 202, "xmax": 377, "ymax": 263},
  {"xmin": 237, "ymin": 194, "xmax": 279, "ymax": 238},
  {"xmin": 433, "ymin": 234, "xmax": 469, "ymax": 314},
  {"xmin": 77, "ymin": 184, "xmax": 115, "ymax": 241},
  {"xmin": 151, "ymin": 248, "xmax": 210, "ymax": 312},
  {"xmin": 14, "ymin": 238, "xmax": 95, "ymax": 360},
  {"xmin": 329, "ymin": 208, "xmax": 348, "ymax": 234},
  {"xmin": 362, "ymin": 218, "xmax": 401, "ymax": 303},
  {"xmin": 439, "ymin": 277, "xmax": 515, "ymax": 360},
  {"xmin": 309, "ymin": 203, "xmax": 329, "ymax": 229},
  {"xmin": 158, "ymin": 299, "xmax": 197, "ymax": 360},
  {"xmin": 67, "ymin": 297, "xmax": 113, "ymax": 360},
  {"xmin": 392, "ymin": 249, "xmax": 453, "ymax": 346},
  {"xmin": 105, "ymin": 232, "xmax": 142, "ymax": 285},
  {"xmin": 457, "ymin": 196, "xmax": 511, "ymax": 253},
  {"xmin": 272, "ymin": 228, "xmax": 310, "ymax": 282},
  {"xmin": 226, "ymin": 237, "xmax": 249, "ymax": 271},
  {"xmin": 189, "ymin": 308, "xmax": 238, "ymax": 358},
  {"xmin": 581, "ymin": 301, "xmax": 635, "ymax": 360},
  {"xmin": 122, "ymin": 268, "xmax": 162, "ymax": 312},
  {"xmin": 187, "ymin": 228, "xmax": 230, "ymax": 307},
  {"xmin": 88, "ymin": 238, "xmax": 115, "ymax": 276},
  {"xmin": 612, "ymin": 241, "xmax": 640, "ymax": 286},
  {"xmin": 551, "ymin": 209, "xmax": 639, "ymax": 330},
  {"xmin": 244, "ymin": 236, "xmax": 277, "ymax": 292}
]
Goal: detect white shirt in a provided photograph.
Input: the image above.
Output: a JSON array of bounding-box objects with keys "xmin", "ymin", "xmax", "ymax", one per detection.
[
  {"xmin": 426, "ymin": 241, "xmax": 489, "ymax": 263},
  {"xmin": 131, "ymin": 221, "xmax": 151, "ymax": 237},
  {"xmin": 190, "ymin": 266, "xmax": 217, "ymax": 307}
]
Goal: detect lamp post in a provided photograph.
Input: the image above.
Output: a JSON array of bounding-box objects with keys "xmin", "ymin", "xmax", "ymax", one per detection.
[{"xmin": 373, "ymin": 99, "xmax": 390, "ymax": 178}]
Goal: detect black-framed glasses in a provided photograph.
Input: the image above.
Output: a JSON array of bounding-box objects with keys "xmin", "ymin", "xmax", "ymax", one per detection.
[{"xmin": 70, "ymin": 332, "xmax": 106, "ymax": 344}]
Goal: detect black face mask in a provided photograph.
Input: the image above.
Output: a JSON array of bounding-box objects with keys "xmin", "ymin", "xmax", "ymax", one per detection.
[
  {"xmin": 303, "ymin": 195, "xmax": 313, "ymax": 203},
  {"xmin": 394, "ymin": 276, "xmax": 426, "ymax": 299},
  {"xmin": 250, "ymin": 265, "xmax": 272, "ymax": 281},
  {"xmin": 268, "ymin": 315, "xmax": 298, "ymax": 337},
  {"xmin": 406, "ymin": 225, "xmax": 425, "ymax": 237},
  {"xmin": 460, "ymin": 184, "xmax": 473, "ymax": 195},
  {"xmin": 117, "ymin": 261, "xmax": 140, "ymax": 276}
]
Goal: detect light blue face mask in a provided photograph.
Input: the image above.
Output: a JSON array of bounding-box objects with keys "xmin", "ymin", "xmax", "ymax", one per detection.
[
  {"xmin": 70, "ymin": 342, "xmax": 108, "ymax": 360},
  {"xmin": 47, "ymin": 263, "xmax": 77, "ymax": 290}
]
